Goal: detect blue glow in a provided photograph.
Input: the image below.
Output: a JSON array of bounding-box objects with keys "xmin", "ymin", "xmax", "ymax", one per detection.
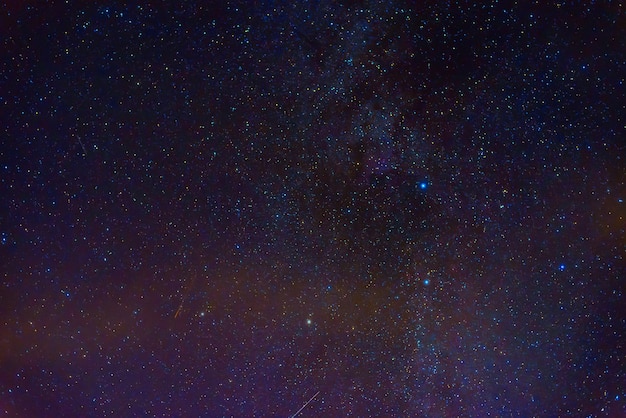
[
  {"xmin": 419, "ymin": 182, "xmax": 428, "ymax": 190},
  {"xmin": 423, "ymin": 279, "xmax": 430, "ymax": 285},
  {"xmin": 559, "ymin": 264, "xmax": 566, "ymax": 271}
]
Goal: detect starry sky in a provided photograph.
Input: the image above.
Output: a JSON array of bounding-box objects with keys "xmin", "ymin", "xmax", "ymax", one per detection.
[{"xmin": 1, "ymin": 1, "xmax": 625, "ymax": 417}]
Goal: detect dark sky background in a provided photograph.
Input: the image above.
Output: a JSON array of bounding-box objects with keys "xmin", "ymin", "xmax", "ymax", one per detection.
[{"xmin": 1, "ymin": 1, "xmax": 625, "ymax": 416}]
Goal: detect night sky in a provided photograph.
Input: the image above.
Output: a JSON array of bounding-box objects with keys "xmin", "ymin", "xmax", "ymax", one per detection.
[{"xmin": 1, "ymin": 1, "xmax": 625, "ymax": 417}]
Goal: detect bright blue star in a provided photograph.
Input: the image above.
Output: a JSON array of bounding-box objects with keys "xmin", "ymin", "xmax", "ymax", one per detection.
[{"xmin": 419, "ymin": 182, "xmax": 428, "ymax": 190}]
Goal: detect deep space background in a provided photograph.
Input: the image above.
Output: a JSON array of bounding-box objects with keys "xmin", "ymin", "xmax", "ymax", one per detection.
[{"xmin": 1, "ymin": 1, "xmax": 625, "ymax": 416}]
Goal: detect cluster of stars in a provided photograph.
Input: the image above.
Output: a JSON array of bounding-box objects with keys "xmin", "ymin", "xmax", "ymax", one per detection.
[{"xmin": 1, "ymin": 1, "xmax": 624, "ymax": 417}]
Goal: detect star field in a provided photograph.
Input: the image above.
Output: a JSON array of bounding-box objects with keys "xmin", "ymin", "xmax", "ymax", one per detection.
[{"xmin": 1, "ymin": 1, "xmax": 625, "ymax": 416}]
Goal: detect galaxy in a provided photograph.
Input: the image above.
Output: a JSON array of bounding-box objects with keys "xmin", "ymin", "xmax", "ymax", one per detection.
[{"xmin": 1, "ymin": 1, "xmax": 624, "ymax": 416}]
